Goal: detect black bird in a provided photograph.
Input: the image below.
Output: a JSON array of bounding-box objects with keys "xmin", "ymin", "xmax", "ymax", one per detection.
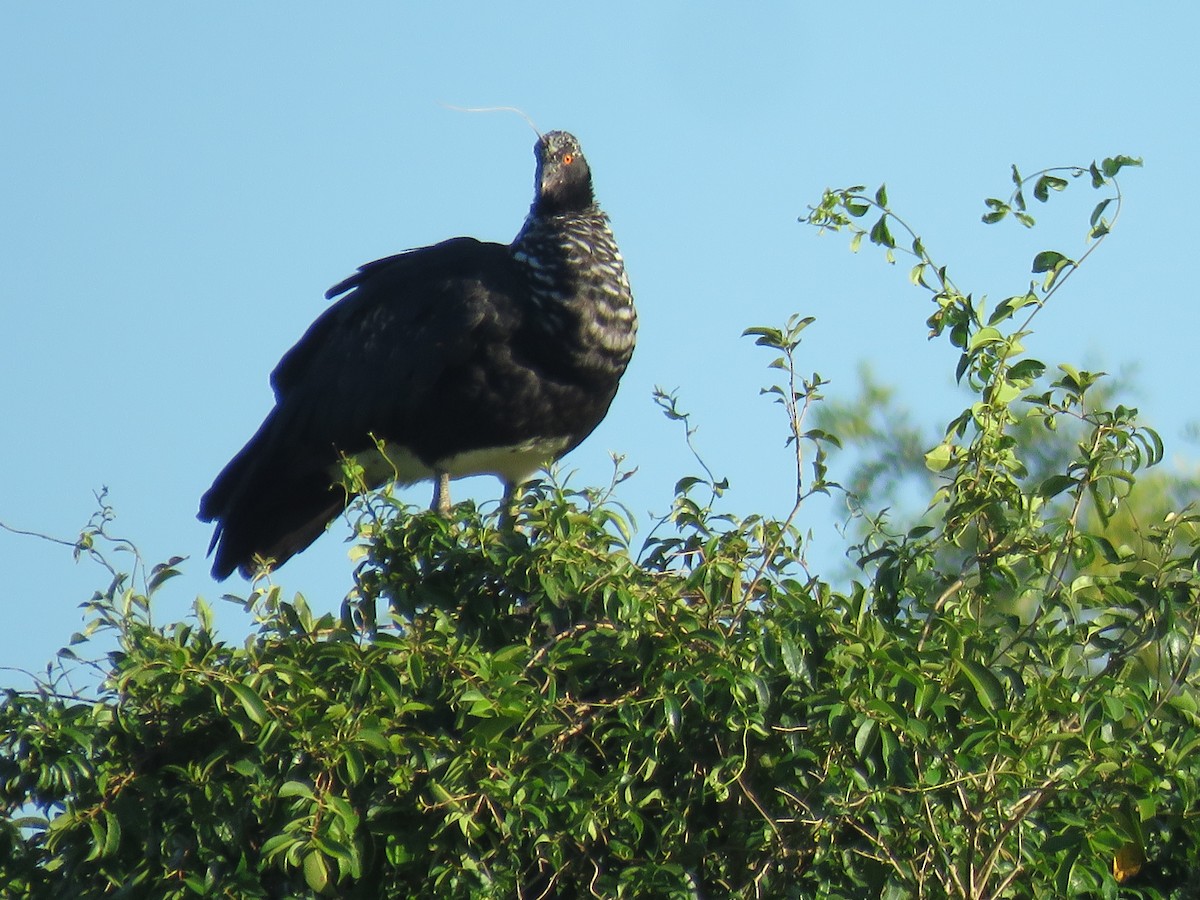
[{"xmin": 199, "ymin": 130, "xmax": 635, "ymax": 579}]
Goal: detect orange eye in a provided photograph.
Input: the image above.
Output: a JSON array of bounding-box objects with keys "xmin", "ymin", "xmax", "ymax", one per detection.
[{"xmin": 562, "ymin": 153, "xmax": 575, "ymax": 165}]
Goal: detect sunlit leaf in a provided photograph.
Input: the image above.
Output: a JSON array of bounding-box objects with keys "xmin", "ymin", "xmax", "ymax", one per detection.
[
  {"xmin": 304, "ymin": 850, "xmax": 330, "ymax": 893},
  {"xmin": 228, "ymin": 681, "xmax": 269, "ymax": 726}
]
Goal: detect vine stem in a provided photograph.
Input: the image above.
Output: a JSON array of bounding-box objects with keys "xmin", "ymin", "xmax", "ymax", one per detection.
[{"xmin": 727, "ymin": 337, "xmax": 819, "ymax": 635}]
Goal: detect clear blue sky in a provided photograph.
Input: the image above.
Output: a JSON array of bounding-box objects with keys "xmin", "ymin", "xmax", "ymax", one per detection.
[{"xmin": 2, "ymin": 4, "xmax": 1196, "ymax": 685}]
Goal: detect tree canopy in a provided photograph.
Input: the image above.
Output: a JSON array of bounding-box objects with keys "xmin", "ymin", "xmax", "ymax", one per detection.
[{"xmin": 4, "ymin": 155, "xmax": 1199, "ymax": 898}]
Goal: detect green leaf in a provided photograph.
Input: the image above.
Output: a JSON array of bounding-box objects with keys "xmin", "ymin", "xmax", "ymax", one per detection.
[
  {"xmin": 101, "ymin": 811, "xmax": 121, "ymax": 858},
  {"xmin": 869, "ymin": 215, "xmax": 895, "ymax": 249},
  {"xmin": 663, "ymin": 695, "xmax": 681, "ymax": 736},
  {"xmin": 854, "ymin": 718, "xmax": 879, "ymax": 759},
  {"xmin": 325, "ymin": 795, "xmax": 360, "ymax": 830},
  {"xmin": 1055, "ymin": 841, "xmax": 1083, "ymax": 895},
  {"xmin": 791, "ymin": 315, "xmax": 817, "ymax": 333},
  {"xmin": 1031, "ymin": 250, "xmax": 1067, "ymax": 274},
  {"xmin": 1038, "ymin": 474, "xmax": 1078, "ymax": 499},
  {"xmin": 147, "ymin": 560, "xmax": 182, "ymax": 594},
  {"xmin": 1007, "ymin": 358, "xmax": 1045, "ymax": 383},
  {"xmin": 957, "ymin": 659, "xmax": 1004, "ymax": 712},
  {"xmin": 742, "ymin": 326, "xmax": 783, "ymax": 347},
  {"xmin": 279, "ymin": 780, "xmax": 315, "ymax": 800},
  {"xmin": 780, "ymin": 634, "xmax": 806, "ymax": 682},
  {"xmin": 1033, "ymin": 174, "xmax": 1068, "ymax": 202},
  {"xmin": 231, "ymin": 759, "xmax": 260, "ymax": 778},
  {"xmin": 228, "ymin": 681, "xmax": 269, "ymax": 726},
  {"xmin": 967, "ymin": 326, "xmax": 1004, "ymax": 352},
  {"xmin": 370, "ymin": 666, "xmax": 406, "ymax": 708},
  {"xmin": 924, "ymin": 443, "xmax": 954, "ymax": 472},
  {"xmin": 304, "ymin": 850, "xmax": 331, "ymax": 894},
  {"xmin": 1089, "ymin": 197, "xmax": 1113, "ymax": 227},
  {"xmin": 982, "ymin": 198, "xmax": 1008, "ymax": 225},
  {"xmin": 358, "ymin": 728, "xmax": 393, "ymax": 753},
  {"xmin": 342, "ymin": 747, "xmax": 365, "ymax": 785},
  {"xmin": 192, "ymin": 596, "xmax": 214, "ymax": 632},
  {"xmin": 1101, "ymin": 154, "xmax": 1142, "ymax": 177}
]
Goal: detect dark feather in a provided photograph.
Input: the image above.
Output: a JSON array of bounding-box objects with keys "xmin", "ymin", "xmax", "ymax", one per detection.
[{"xmin": 199, "ymin": 131, "xmax": 635, "ymax": 579}]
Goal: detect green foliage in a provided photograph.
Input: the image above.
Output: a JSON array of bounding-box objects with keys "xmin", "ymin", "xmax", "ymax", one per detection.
[{"xmin": 4, "ymin": 154, "xmax": 1200, "ymax": 898}]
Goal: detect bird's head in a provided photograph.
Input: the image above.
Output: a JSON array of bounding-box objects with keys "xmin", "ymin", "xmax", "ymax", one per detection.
[{"xmin": 534, "ymin": 131, "xmax": 595, "ymax": 215}]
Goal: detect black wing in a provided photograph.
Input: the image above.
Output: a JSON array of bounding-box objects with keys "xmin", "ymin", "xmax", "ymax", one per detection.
[{"xmin": 199, "ymin": 237, "xmax": 523, "ymax": 579}]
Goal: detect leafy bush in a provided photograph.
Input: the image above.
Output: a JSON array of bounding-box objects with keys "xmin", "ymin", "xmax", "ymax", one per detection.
[{"xmin": 3, "ymin": 155, "xmax": 1198, "ymax": 898}]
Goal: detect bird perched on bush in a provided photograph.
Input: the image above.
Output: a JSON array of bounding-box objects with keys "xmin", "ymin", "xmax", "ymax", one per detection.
[{"xmin": 199, "ymin": 130, "xmax": 635, "ymax": 579}]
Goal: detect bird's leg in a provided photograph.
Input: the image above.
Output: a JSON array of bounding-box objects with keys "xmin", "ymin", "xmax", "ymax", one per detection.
[
  {"xmin": 499, "ymin": 481, "xmax": 519, "ymax": 530},
  {"xmin": 433, "ymin": 472, "xmax": 452, "ymax": 517}
]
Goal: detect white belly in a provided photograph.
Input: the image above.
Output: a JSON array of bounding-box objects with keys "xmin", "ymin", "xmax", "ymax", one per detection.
[{"xmin": 338, "ymin": 437, "xmax": 571, "ymax": 488}]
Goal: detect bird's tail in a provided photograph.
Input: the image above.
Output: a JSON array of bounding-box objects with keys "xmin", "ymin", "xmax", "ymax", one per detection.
[{"xmin": 199, "ymin": 422, "xmax": 351, "ymax": 580}]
